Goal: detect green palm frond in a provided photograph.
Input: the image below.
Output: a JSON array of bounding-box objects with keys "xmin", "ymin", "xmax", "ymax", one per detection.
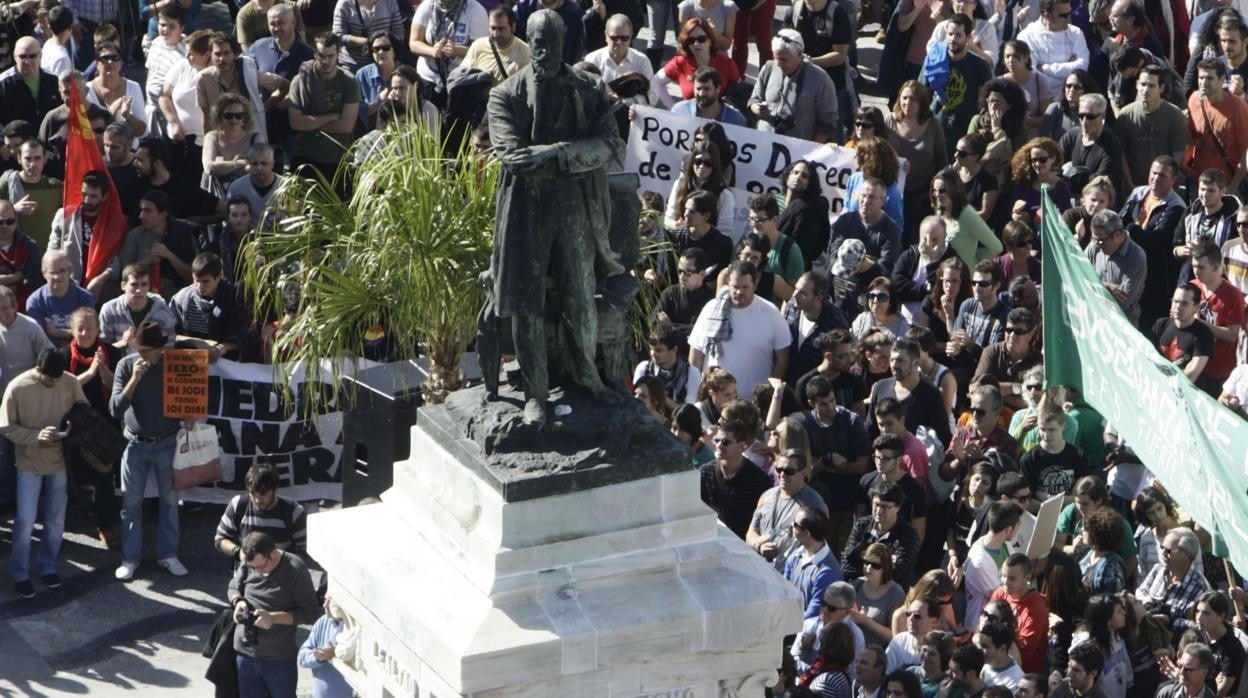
[{"xmin": 239, "ymin": 119, "xmax": 500, "ymax": 412}]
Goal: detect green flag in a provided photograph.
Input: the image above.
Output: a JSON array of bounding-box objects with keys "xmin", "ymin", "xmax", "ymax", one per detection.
[{"xmin": 1039, "ymin": 185, "xmax": 1248, "ymax": 572}]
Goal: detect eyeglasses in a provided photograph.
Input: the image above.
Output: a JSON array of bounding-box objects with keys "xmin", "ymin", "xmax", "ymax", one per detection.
[
  {"xmin": 867, "ymin": 292, "xmax": 890, "ymax": 301},
  {"xmin": 222, "ymin": 111, "xmax": 247, "ymax": 121},
  {"xmin": 688, "ymin": 34, "xmax": 710, "ymax": 44},
  {"xmin": 1004, "ymin": 326, "xmax": 1032, "ymax": 334},
  {"xmin": 1011, "ymin": 493, "xmax": 1032, "ymax": 503},
  {"xmin": 608, "ymin": 35, "xmax": 631, "ymax": 42},
  {"xmin": 748, "ymin": 215, "xmax": 775, "ymax": 224},
  {"xmin": 1030, "ymin": 155, "xmax": 1051, "ymax": 164},
  {"xmin": 1025, "ymin": 383, "xmax": 1043, "ymax": 391},
  {"xmin": 822, "ymin": 600, "xmax": 849, "ymax": 612},
  {"xmin": 776, "ymin": 467, "xmax": 804, "ymax": 476},
  {"xmin": 677, "ymin": 268, "xmax": 700, "ymax": 276},
  {"xmin": 372, "ymin": 44, "xmax": 393, "ymax": 52},
  {"xmin": 792, "ymin": 520, "xmax": 806, "ymax": 530},
  {"xmin": 0, "ymin": 217, "xmax": 16, "ymax": 225},
  {"xmin": 1078, "ymin": 112, "xmax": 1103, "ymax": 120},
  {"xmin": 97, "ymin": 54, "xmax": 121, "ymax": 63},
  {"xmin": 970, "ymin": 279, "xmax": 995, "ymax": 287},
  {"xmin": 970, "ymin": 407, "xmax": 989, "ymax": 417}
]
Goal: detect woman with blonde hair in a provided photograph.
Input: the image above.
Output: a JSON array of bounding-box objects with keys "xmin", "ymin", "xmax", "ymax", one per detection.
[
  {"xmin": 1061, "ymin": 176, "xmax": 1116, "ymax": 248},
  {"xmin": 1009, "ymin": 137, "xmax": 1073, "ymax": 225},
  {"xmin": 885, "ymin": 80, "xmax": 947, "ymax": 238},
  {"xmin": 890, "ymin": 569, "xmax": 958, "ymax": 634},
  {"xmin": 844, "ymin": 136, "xmax": 905, "ymax": 229},
  {"xmin": 201, "ymin": 93, "xmax": 262, "ymax": 194}
]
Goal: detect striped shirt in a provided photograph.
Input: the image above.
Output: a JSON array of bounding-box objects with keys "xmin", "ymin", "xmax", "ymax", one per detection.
[
  {"xmin": 214, "ymin": 494, "xmax": 307, "ymax": 555},
  {"xmin": 64, "ymin": 0, "xmax": 119, "ymax": 23},
  {"xmin": 331, "ymin": 0, "xmax": 408, "ymax": 72}
]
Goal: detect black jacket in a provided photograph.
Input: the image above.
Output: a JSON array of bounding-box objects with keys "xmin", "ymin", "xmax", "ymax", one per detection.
[
  {"xmin": 891, "ymin": 244, "xmax": 956, "ymax": 305},
  {"xmin": 0, "ymin": 68, "xmax": 62, "ymax": 130}
]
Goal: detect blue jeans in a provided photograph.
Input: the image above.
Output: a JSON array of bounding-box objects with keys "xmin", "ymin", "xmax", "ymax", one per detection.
[
  {"xmin": 8, "ymin": 469, "xmax": 68, "ymax": 582},
  {"xmin": 0, "ymin": 435, "xmax": 16, "ymax": 504},
  {"xmin": 119, "ymin": 436, "xmax": 180, "ymax": 564},
  {"xmin": 645, "ymin": 0, "xmax": 673, "ymax": 51},
  {"xmin": 236, "ymin": 654, "xmax": 298, "ymax": 698}
]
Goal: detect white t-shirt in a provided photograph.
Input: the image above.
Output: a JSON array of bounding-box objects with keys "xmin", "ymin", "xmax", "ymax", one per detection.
[
  {"xmin": 885, "ymin": 631, "xmax": 921, "ymax": 671},
  {"xmin": 87, "ymin": 79, "xmax": 148, "ymax": 138},
  {"xmin": 41, "ymin": 41, "xmax": 71, "ymax": 78},
  {"xmin": 689, "ymin": 295, "xmax": 790, "ymax": 395},
  {"xmin": 981, "ymin": 659, "xmax": 1024, "ymax": 691},
  {"xmin": 411, "ymin": 0, "xmax": 489, "ymax": 86}
]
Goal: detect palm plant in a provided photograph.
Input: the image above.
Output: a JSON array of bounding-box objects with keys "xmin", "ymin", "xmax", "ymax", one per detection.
[{"xmin": 238, "ymin": 119, "xmax": 499, "ymax": 406}]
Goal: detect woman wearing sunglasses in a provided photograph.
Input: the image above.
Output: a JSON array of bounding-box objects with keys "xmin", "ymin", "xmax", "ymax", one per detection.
[
  {"xmin": 851, "ymin": 276, "xmax": 910, "ymax": 342},
  {"xmin": 1040, "ymin": 69, "xmax": 1097, "ymax": 140},
  {"xmin": 88, "ymin": 40, "xmax": 147, "ymax": 139},
  {"xmin": 1008, "ymin": 136, "xmax": 1072, "ymax": 227},
  {"xmin": 653, "ymin": 17, "xmax": 741, "ymax": 106},
  {"xmin": 201, "ymin": 93, "xmax": 259, "ymax": 195}
]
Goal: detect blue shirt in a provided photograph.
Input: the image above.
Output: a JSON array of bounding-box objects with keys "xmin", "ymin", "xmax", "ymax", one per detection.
[
  {"xmin": 247, "ymin": 37, "xmax": 314, "ymax": 80},
  {"xmin": 298, "ymin": 614, "xmax": 353, "ymax": 698},
  {"xmin": 24, "ymin": 284, "xmax": 94, "ymax": 345},
  {"xmin": 671, "ymin": 98, "xmax": 748, "ymax": 127},
  {"xmin": 783, "ymin": 544, "xmax": 842, "ymax": 619},
  {"xmin": 355, "ymin": 62, "xmax": 386, "ymax": 130},
  {"xmin": 843, "ymin": 171, "xmax": 905, "ymax": 233}
]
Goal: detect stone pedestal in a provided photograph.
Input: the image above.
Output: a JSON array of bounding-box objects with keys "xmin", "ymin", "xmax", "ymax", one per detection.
[{"xmin": 309, "ymin": 387, "xmax": 803, "ymax": 698}]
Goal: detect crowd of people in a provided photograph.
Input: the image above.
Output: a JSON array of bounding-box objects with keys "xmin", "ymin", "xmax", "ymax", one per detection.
[{"xmin": 0, "ymin": 0, "xmax": 1245, "ymax": 695}]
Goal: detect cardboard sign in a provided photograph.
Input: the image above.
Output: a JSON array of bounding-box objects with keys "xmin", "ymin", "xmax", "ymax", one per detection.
[{"xmin": 163, "ymin": 349, "xmax": 210, "ymax": 418}]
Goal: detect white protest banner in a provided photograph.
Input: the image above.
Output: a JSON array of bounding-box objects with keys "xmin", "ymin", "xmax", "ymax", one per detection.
[
  {"xmin": 176, "ymin": 359, "xmax": 355, "ymax": 503},
  {"xmin": 625, "ymin": 106, "xmax": 905, "ymax": 239}
]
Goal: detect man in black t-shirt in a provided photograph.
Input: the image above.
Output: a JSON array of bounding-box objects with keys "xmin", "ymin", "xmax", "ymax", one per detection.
[
  {"xmin": 794, "ymin": 328, "xmax": 866, "ymax": 411},
  {"xmin": 1153, "ymin": 283, "xmax": 1214, "ymax": 383},
  {"xmin": 666, "ymin": 190, "xmax": 733, "ymax": 276},
  {"xmin": 699, "ymin": 420, "xmax": 773, "ymax": 539},
  {"xmin": 1059, "ymin": 92, "xmax": 1127, "ymax": 202},
  {"xmin": 658, "ymin": 247, "xmax": 714, "ymax": 346},
  {"xmin": 134, "ymin": 138, "xmax": 226, "ymax": 226},
  {"xmin": 859, "ymin": 433, "xmax": 927, "ymax": 541},
  {"xmin": 1019, "ymin": 410, "xmax": 1090, "ymax": 502}
]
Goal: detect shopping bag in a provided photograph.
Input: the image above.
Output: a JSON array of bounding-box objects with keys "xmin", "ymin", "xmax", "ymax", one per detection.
[{"xmin": 172, "ymin": 422, "xmax": 222, "ymax": 491}]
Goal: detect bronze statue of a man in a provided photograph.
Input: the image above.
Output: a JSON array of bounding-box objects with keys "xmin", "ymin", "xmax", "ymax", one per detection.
[{"xmin": 486, "ymin": 9, "xmax": 626, "ymax": 427}]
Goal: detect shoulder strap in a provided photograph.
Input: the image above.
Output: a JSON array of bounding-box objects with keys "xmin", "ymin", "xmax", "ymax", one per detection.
[
  {"xmin": 489, "ymin": 37, "xmax": 509, "ymax": 80},
  {"xmin": 1199, "ymin": 98, "xmax": 1238, "ymax": 175},
  {"xmin": 779, "ymin": 235, "xmax": 795, "ymax": 268}
]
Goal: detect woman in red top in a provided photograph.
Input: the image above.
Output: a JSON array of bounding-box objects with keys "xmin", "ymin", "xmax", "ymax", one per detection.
[{"xmin": 653, "ymin": 18, "xmax": 741, "ymax": 107}]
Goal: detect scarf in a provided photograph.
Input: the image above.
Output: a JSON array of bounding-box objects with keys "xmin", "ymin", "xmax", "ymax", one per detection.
[
  {"xmin": 642, "ymin": 357, "xmax": 692, "ymax": 403},
  {"xmin": 69, "ymin": 340, "xmax": 112, "ymax": 401},
  {"xmin": 702, "ymin": 286, "xmax": 734, "ymax": 360}
]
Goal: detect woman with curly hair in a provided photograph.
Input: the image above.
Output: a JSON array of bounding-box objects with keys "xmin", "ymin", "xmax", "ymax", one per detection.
[
  {"xmin": 1079, "ymin": 507, "xmax": 1127, "ymax": 594},
  {"xmin": 930, "ymin": 170, "xmax": 1003, "ymax": 267},
  {"xmin": 1040, "ymin": 69, "xmax": 1097, "ymax": 140},
  {"xmin": 1009, "ymin": 137, "xmax": 1073, "ymax": 225},
  {"xmin": 1061, "ymin": 176, "xmax": 1115, "ymax": 248},
  {"xmin": 653, "ymin": 18, "xmax": 742, "ymax": 106},
  {"xmin": 886, "ymin": 80, "xmax": 948, "ymax": 240},
  {"xmin": 844, "ymin": 136, "xmax": 904, "ymax": 229},
  {"xmin": 846, "ymin": 106, "xmax": 892, "ymax": 149},
  {"xmin": 777, "ymin": 159, "xmax": 831, "ymax": 266},
  {"xmin": 967, "ymin": 78, "xmax": 1029, "ymax": 174},
  {"xmin": 664, "ymin": 140, "xmax": 735, "ymax": 232}
]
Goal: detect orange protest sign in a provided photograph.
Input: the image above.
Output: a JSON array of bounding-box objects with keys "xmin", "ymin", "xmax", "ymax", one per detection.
[{"xmin": 163, "ymin": 349, "xmax": 210, "ymax": 419}]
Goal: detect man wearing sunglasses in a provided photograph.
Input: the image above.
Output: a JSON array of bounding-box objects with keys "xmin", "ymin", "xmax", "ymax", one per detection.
[
  {"xmin": 746, "ymin": 448, "xmax": 828, "ymax": 572},
  {"xmin": 0, "ymin": 36, "xmax": 61, "ymax": 131},
  {"xmin": 1058, "ymin": 92, "xmax": 1126, "ymax": 200},
  {"xmin": 973, "ymin": 307, "xmax": 1041, "ymax": 410},
  {"xmin": 1085, "ymin": 209, "xmax": 1147, "ymax": 327},
  {"xmin": 1017, "ymin": 0, "xmax": 1089, "ymax": 80},
  {"xmin": 583, "ymin": 15, "xmax": 656, "ymax": 105}
]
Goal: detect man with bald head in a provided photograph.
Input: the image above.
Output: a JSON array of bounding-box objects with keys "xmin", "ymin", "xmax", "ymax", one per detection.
[
  {"xmin": 24, "ymin": 249, "xmax": 94, "ymax": 346},
  {"xmin": 583, "ymin": 14, "xmax": 658, "ymax": 105},
  {"xmin": 0, "ymin": 37, "xmax": 63, "ymax": 128}
]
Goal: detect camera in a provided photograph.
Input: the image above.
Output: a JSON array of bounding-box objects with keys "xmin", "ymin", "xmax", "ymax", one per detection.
[
  {"xmin": 769, "ymin": 113, "xmax": 795, "ymax": 134},
  {"xmin": 238, "ymin": 601, "xmax": 260, "ymax": 647}
]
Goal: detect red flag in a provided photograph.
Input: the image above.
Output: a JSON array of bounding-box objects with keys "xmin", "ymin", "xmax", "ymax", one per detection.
[{"xmin": 63, "ymin": 87, "xmax": 126, "ymax": 282}]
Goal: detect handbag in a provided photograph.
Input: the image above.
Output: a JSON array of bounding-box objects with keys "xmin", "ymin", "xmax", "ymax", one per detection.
[{"xmin": 172, "ymin": 422, "xmax": 223, "ymax": 491}]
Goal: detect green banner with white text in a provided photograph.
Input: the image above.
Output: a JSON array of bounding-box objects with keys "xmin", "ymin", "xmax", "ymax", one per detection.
[{"xmin": 1039, "ymin": 186, "xmax": 1248, "ymax": 574}]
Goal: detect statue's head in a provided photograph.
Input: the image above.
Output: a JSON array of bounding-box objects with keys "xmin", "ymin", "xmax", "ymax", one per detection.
[{"xmin": 528, "ymin": 9, "xmax": 565, "ymax": 81}]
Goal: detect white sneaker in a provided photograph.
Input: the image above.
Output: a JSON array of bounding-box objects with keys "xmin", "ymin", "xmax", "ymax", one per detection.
[
  {"xmin": 115, "ymin": 562, "xmax": 138, "ymax": 581},
  {"xmin": 158, "ymin": 557, "xmax": 188, "ymax": 577}
]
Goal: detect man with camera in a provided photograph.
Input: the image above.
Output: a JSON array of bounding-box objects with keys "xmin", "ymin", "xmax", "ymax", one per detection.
[{"xmin": 228, "ymin": 531, "xmax": 319, "ymax": 697}]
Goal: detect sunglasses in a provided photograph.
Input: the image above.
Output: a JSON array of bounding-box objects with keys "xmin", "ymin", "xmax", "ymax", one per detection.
[
  {"xmin": 1078, "ymin": 112, "xmax": 1103, "ymax": 120},
  {"xmin": 867, "ymin": 292, "xmax": 890, "ymax": 301},
  {"xmin": 97, "ymin": 54, "xmax": 121, "ymax": 63},
  {"xmin": 1055, "ymin": 10, "xmax": 1071, "ymax": 17},
  {"xmin": 1011, "ymin": 493, "xmax": 1032, "ymax": 502},
  {"xmin": 1064, "ymin": 82, "xmax": 1084, "ymax": 90},
  {"xmin": 1030, "ymin": 155, "xmax": 1050, "ymax": 164},
  {"xmin": 688, "ymin": 34, "xmax": 710, "ymax": 44},
  {"xmin": 0, "ymin": 217, "xmax": 15, "ymax": 225},
  {"xmin": 954, "ymin": 148, "xmax": 977, "ymax": 158},
  {"xmin": 970, "ymin": 279, "xmax": 994, "ymax": 287},
  {"xmin": 222, "ymin": 111, "xmax": 247, "ymax": 121},
  {"xmin": 1025, "ymin": 383, "xmax": 1043, "ymax": 391},
  {"xmin": 864, "ymin": 561, "xmax": 884, "ymax": 570},
  {"xmin": 1004, "ymin": 326, "xmax": 1032, "ymax": 334},
  {"xmin": 677, "ymin": 268, "xmax": 700, "ymax": 276},
  {"xmin": 776, "ymin": 467, "xmax": 804, "ymax": 476},
  {"xmin": 16, "ymin": 53, "xmax": 37, "ymax": 60},
  {"xmin": 608, "ymin": 34, "xmax": 631, "ymax": 42},
  {"xmin": 372, "ymin": 44, "xmax": 393, "ymax": 52},
  {"xmin": 1237, "ymin": 220, "xmax": 1248, "ymax": 228},
  {"xmin": 855, "ymin": 121, "xmax": 874, "ymax": 128},
  {"xmin": 822, "ymin": 600, "xmax": 849, "ymax": 612},
  {"xmin": 692, "ymin": 158, "xmax": 712, "ymax": 166},
  {"xmin": 970, "ymin": 407, "xmax": 989, "ymax": 417}
]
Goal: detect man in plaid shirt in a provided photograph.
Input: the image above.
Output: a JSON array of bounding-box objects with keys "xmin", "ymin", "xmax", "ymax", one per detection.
[{"xmin": 1134, "ymin": 527, "xmax": 1211, "ymax": 632}]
